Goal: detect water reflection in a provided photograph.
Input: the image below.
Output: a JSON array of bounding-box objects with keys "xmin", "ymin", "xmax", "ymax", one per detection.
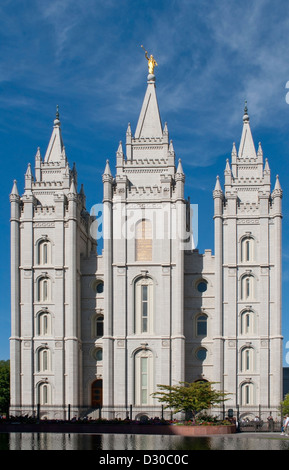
[{"xmin": 1, "ymin": 433, "xmax": 289, "ymax": 450}]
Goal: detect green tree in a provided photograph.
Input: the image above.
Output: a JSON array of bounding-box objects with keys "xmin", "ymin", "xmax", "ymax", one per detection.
[
  {"xmin": 280, "ymin": 393, "xmax": 289, "ymax": 416},
  {"xmin": 152, "ymin": 381, "xmax": 229, "ymax": 419},
  {"xmin": 0, "ymin": 360, "xmax": 10, "ymax": 415}
]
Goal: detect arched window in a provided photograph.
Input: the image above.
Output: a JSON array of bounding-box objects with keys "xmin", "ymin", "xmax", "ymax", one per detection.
[
  {"xmin": 241, "ymin": 310, "xmax": 254, "ymax": 335},
  {"xmin": 241, "ymin": 382, "xmax": 254, "ymax": 406},
  {"xmin": 37, "ymin": 311, "xmax": 51, "ymax": 336},
  {"xmin": 38, "ymin": 382, "xmax": 51, "ymax": 405},
  {"xmin": 241, "ymin": 237, "xmax": 254, "ymax": 263},
  {"xmin": 37, "ymin": 277, "xmax": 51, "ymax": 302},
  {"xmin": 241, "ymin": 275, "xmax": 254, "ymax": 300},
  {"xmin": 95, "ymin": 315, "xmax": 104, "ymax": 337},
  {"xmin": 38, "ymin": 240, "xmax": 51, "ymax": 265},
  {"xmin": 134, "ymin": 349, "xmax": 154, "ymax": 406},
  {"xmin": 37, "ymin": 348, "xmax": 51, "ymax": 372},
  {"xmin": 196, "ymin": 314, "xmax": 207, "ymax": 337},
  {"xmin": 134, "ymin": 277, "xmax": 154, "ymax": 334},
  {"xmin": 91, "ymin": 313, "xmax": 104, "ymax": 338},
  {"xmin": 135, "ymin": 219, "xmax": 152, "ymax": 261},
  {"xmin": 241, "ymin": 347, "xmax": 254, "ymax": 372}
]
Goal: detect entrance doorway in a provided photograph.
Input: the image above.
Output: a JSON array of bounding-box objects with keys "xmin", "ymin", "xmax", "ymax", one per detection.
[{"xmin": 91, "ymin": 379, "xmax": 103, "ymax": 407}]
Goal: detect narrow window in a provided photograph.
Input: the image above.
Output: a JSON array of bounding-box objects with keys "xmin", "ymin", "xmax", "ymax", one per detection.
[
  {"xmin": 241, "ymin": 237, "xmax": 254, "ymax": 263},
  {"xmin": 38, "ymin": 277, "xmax": 51, "ymax": 302},
  {"xmin": 196, "ymin": 315, "xmax": 207, "ymax": 336},
  {"xmin": 241, "ymin": 348, "xmax": 254, "ymax": 372},
  {"xmin": 241, "ymin": 275, "xmax": 254, "ymax": 300},
  {"xmin": 38, "ymin": 312, "xmax": 51, "ymax": 336},
  {"xmin": 96, "ymin": 316, "xmax": 104, "ymax": 337},
  {"xmin": 135, "ymin": 278, "xmax": 153, "ymax": 334},
  {"xmin": 38, "ymin": 240, "xmax": 51, "ymax": 265},
  {"xmin": 141, "ymin": 285, "xmax": 148, "ymax": 333},
  {"xmin": 135, "ymin": 219, "xmax": 152, "ymax": 261},
  {"xmin": 38, "ymin": 348, "xmax": 50, "ymax": 372},
  {"xmin": 241, "ymin": 382, "xmax": 254, "ymax": 406},
  {"xmin": 241, "ymin": 311, "xmax": 254, "ymax": 335},
  {"xmin": 135, "ymin": 350, "xmax": 153, "ymax": 406},
  {"xmin": 141, "ymin": 357, "xmax": 148, "ymax": 404},
  {"xmin": 39, "ymin": 383, "xmax": 51, "ymax": 405}
]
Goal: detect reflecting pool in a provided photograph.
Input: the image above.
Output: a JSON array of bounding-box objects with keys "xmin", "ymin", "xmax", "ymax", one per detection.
[{"xmin": 1, "ymin": 433, "xmax": 289, "ymax": 450}]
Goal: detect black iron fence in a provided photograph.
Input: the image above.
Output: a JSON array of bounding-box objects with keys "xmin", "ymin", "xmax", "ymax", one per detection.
[{"xmin": 8, "ymin": 403, "xmax": 283, "ymax": 432}]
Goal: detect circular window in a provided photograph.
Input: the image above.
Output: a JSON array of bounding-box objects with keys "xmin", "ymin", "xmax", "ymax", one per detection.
[
  {"xmin": 96, "ymin": 282, "xmax": 104, "ymax": 294},
  {"xmin": 196, "ymin": 348, "xmax": 207, "ymax": 361},
  {"xmin": 197, "ymin": 280, "xmax": 207, "ymax": 293},
  {"xmin": 93, "ymin": 349, "xmax": 103, "ymax": 362},
  {"xmin": 92, "ymin": 280, "xmax": 104, "ymax": 294}
]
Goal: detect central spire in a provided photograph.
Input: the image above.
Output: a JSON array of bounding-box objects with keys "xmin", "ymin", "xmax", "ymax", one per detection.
[
  {"xmin": 135, "ymin": 47, "xmax": 162, "ymax": 138},
  {"xmin": 44, "ymin": 105, "xmax": 65, "ymax": 163},
  {"xmin": 238, "ymin": 100, "xmax": 256, "ymax": 159},
  {"xmin": 134, "ymin": 75, "xmax": 162, "ymax": 139}
]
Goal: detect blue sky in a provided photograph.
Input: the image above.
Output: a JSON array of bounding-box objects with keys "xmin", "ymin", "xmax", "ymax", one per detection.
[{"xmin": 1, "ymin": 0, "xmax": 289, "ymax": 364}]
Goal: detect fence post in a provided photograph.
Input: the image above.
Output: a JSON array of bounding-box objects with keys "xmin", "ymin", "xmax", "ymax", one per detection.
[
  {"xmin": 37, "ymin": 403, "xmax": 40, "ymax": 421},
  {"xmin": 130, "ymin": 404, "xmax": 132, "ymax": 421},
  {"xmin": 161, "ymin": 405, "xmax": 164, "ymax": 421},
  {"xmin": 68, "ymin": 404, "xmax": 71, "ymax": 421}
]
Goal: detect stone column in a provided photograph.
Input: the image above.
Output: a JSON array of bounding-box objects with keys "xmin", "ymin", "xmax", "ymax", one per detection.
[
  {"xmin": 9, "ymin": 181, "xmax": 21, "ymax": 413},
  {"xmin": 102, "ymin": 164, "xmax": 114, "ymax": 417},
  {"xmin": 65, "ymin": 182, "xmax": 79, "ymax": 413}
]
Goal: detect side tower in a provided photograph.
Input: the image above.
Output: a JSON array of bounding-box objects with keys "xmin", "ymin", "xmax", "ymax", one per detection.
[
  {"xmin": 213, "ymin": 104, "xmax": 283, "ymax": 415},
  {"xmin": 10, "ymin": 110, "xmax": 91, "ymax": 418},
  {"xmin": 102, "ymin": 68, "xmax": 190, "ymax": 418}
]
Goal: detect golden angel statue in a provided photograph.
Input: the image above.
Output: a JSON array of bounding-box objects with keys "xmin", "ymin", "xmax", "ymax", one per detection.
[{"xmin": 141, "ymin": 45, "xmax": 158, "ymax": 74}]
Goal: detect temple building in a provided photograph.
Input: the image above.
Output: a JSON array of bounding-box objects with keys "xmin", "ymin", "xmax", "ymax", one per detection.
[{"xmin": 9, "ymin": 65, "xmax": 283, "ymax": 420}]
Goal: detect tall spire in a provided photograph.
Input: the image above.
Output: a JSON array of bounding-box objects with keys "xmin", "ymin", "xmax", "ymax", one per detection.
[
  {"xmin": 134, "ymin": 74, "xmax": 162, "ymax": 138},
  {"xmin": 10, "ymin": 179, "xmax": 19, "ymax": 197},
  {"xmin": 238, "ymin": 100, "xmax": 256, "ymax": 159},
  {"xmin": 44, "ymin": 105, "xmax": 65, "ymax": 163}
]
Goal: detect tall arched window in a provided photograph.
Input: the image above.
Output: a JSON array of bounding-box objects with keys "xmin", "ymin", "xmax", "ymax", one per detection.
[
  {"xmin": 38, "ymin": 382, "xmax": 51, "ymax": 405},
  {"xmin": 241, "ymin": 310, "xmax": 254, "ymax": 335},
  {"xmin": 135, "ymin": 219, "xmax": 152, "ymax": 261},
  {"xmin": 37, "ymin": 311, "xmax": 51, "ymax": 336},
  {"xmin": 37, "ymin": 277, "xmax": 51, "ymax": 302},
  {"xmin": 37, "ymin": 348, "xmax": 51, "ymax": 372},
  {"xmin": 241, "ymin": 237, "xmax": 254, "ymax": 263},
  {"xmin": 241, "ymin": 275, "xmax": 254, "ymax": 300},
  {"xmin": 134, "ymin": 349, "xmax": 154, "ymax": 406},
  {"xmin": 38, "ymin": 239, "xmax": 51, "ymax": 265},
  {"xmin": 96, "ymin": 315, "xmax": 104, "ymax": 337},
  {"xmin": 241, "ymin": 347, "xmax": 254, "ymax": 372},
  {"xmin": 196, "ymin": 314, "xmax": 207, "ymax": 337},
  {"xmin": 135, "ymin": 277, "xmax": 154, "ymax": 334},
  {"xmin": 241, "ymin": 382, "xmax": 254, "ymax": 406}
]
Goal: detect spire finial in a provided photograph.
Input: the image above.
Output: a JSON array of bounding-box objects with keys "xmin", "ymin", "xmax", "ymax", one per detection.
[
  {"xmin": 243, "ymin": 100, "xmax": 249, "ymax": 122},
  {"xmin": 54, "ymin": 104, "xmax": 60, "ymax": 126}
]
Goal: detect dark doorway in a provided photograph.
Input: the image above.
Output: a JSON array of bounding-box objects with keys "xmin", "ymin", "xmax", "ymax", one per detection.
[{"xmin": 91, "ymin": 379, "xmax": 103, "ymax": 407}]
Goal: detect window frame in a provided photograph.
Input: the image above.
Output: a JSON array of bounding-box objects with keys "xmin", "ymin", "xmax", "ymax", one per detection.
[
  {"xmin": 134, "ymin": 277, "xmax": 154, "ymax": 334},
  {"xmin": 196, "ymin": 314, "xmax": 208, "ymax": 337}
]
